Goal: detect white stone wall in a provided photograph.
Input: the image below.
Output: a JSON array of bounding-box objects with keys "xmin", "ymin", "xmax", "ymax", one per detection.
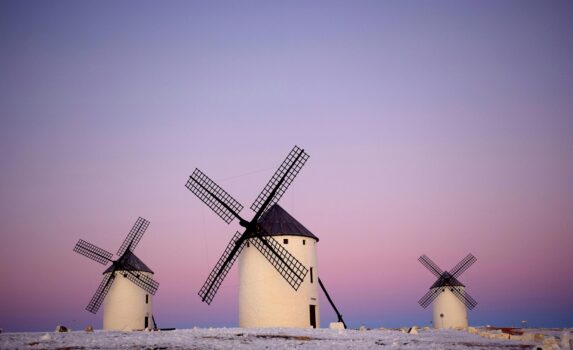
[
  {"xmin": 102, "ymin": 271, "xmax": 153, "ymax": 331},
  {"xmin": 431, "ymin": 286, "xmax": 468, "ymax": 329},
  {"xmin": 239, "ymin": 235, "xmax": 320, "ymax": 328}
]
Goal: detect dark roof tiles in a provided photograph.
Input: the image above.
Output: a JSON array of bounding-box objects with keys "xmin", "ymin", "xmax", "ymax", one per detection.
[
  {"xmin": 257, "ymin": 204, "xmax": 319, "ymax": 241},
  {"xmin": 103, "ymin": 250, "xmax": 154, "ymax": 274}
]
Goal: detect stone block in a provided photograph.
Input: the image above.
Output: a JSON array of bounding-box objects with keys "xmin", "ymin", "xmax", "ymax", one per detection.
[{"xmin": 329, "ymin": 322, "xmax": 345, "ymax": 330}]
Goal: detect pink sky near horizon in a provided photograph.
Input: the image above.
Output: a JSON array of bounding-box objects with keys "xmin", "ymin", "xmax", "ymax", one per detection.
[{"xmin": 1, "ymin": 0, "xmax": 573, "ymax": 331}]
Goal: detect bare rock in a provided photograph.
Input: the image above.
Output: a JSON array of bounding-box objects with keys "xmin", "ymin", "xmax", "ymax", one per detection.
[
  {"xmin": 542, "ymin": 336, "xmax": 558, "ymax": 349},
  {"xmin": 559, "ymin": 332, "xmax": 571, "ymax": 349},
  {"xmin": 523, "ymin": 333, "xmax": 545, "ymax": 342},
  {"xmin": 84, "ymin": 325, "xmax": 94, "ymax": 332},
  {"xmin": 55, "ymin": 325, "xmax": 69, "ymax": 332},
  {"xmin": 479, "ymin": 331, "xmax": 509, "ymax": 340},
  {"xmin": 407, "ymin": 327, "xmax": 418, "ymax": 334},
  {"xmin": 467, "ymin": 327, "xmax": 478, "ymax": 334}
]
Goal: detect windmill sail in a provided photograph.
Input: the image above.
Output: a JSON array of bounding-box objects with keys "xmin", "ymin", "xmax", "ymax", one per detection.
[
  {"xmin": 250, "ymin": 146, "xmax": 309, "ymax": 217},
  {"xmin": 86, "ymin": 272, "xmax": 116, "ymax": 314},
  {"xmin": 187, "ymin": 146, "xmax": 311, "ymax": 304},
  {"xmin": 198, "ymin": 231, "xmax": 246, "ymax": 304},
  {"xmin": 248, "ymin": 233, "xmax": 308, "ymax": 291},
  {"xmin": 186, "ymin": 168, "xmax": 244, "ymax": 224},
  {"xmin": 74, "ymin": 239, "xmax": 113, "ymax": 265},
  {"xmin": 117, "ymin": 217, "xmax": 150, "ymax": 256}
]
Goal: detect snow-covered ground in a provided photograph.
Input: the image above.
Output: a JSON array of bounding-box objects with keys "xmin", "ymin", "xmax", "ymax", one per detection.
[{"xmin": 2, "ymin": 327, "xmax": 572, "ymax": 350}]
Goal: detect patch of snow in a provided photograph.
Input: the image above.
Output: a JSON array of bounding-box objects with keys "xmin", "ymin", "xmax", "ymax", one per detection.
[{"xmin": 0, "ymin": 327, "xmax": 568, "ymax": 349}]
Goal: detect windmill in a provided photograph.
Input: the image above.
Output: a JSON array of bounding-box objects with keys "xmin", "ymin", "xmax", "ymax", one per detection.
[
  {"xmin": 73, "ymin": 217, "xmax": 159, "ymax": 331},
  {"xmin": 186, "ymin": 146, "xmax": 320, "ymax": 327},
  {"xmin": 418, "ymin": 253, "xmax": 478, "ymax": 329}
]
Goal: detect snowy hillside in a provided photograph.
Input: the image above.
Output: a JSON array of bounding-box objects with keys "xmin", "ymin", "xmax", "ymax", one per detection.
[{"xmin": 2, "ymin": 327, "xmax": 571, "ymax": 349}]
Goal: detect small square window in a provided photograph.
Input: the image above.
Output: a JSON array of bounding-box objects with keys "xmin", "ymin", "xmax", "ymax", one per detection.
[
  {"xmin": 283, "ymin": 238, "xmax": 288, "ymax": 244},
  {"xmin": 246, "ymin": 242, "xmax": 250, "ymax": 247},
  {"xmin": 145, "ymin": 294, "xmax": 149, "ymax": 304},
  {"xmin": 303, "ymin": 240, "xmax": 306, "ymax": 245}
]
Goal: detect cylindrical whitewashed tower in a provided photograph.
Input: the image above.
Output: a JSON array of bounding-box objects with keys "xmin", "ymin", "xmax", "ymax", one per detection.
[
  {"xmin": 239, "ymin": 204, "xmax": 320, "ymax": 328},
  {"xmin": 102, "ymin": 252, "xmax": 154, "ymax": 331},
  {"xmin": 431, "ymin": 285, "xmax": 468, "ymax": 329}
]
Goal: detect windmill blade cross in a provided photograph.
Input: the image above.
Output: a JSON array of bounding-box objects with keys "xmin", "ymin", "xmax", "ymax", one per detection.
[
  {"xmin": 117, "ymin": 217, "xmax": 150, "ymax": 257},
  {"xmin": 418, "ymin": 255, "xmax": 444, "ymax": 278},
  {"xmin": 449, "ymin": 254, "xmax": 477, "ymax": 278},
  {"xmin": 190, "ymin": 146, "xmax": 311, "ymax": 305},
  {"xmin": 250, "ymin": 146, "xmax": 309, "ymax": 217},
  {"xmin": 73, "ymin": 239, "xmax": 113, "ymax": 265},
  {"xmin": 248, "ymin": 232, "xmax": 308, "ymax": 291},
  {"xmin": 450, "ymin": 287, "xmax": 478, "ymax": 310},
  {"xmin": 86, "ymin": 271, "xmax": 116, "ymax": 314},
  {"xmin": 198, "ymin": 231, "xmax": 247, "ymax": 304},
  {"xmin": 186, "ymin": 168, "xmax": 244, "ymax": 224}
]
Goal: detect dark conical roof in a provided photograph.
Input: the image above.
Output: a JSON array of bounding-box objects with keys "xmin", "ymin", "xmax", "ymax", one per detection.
[
  {"xmin": 103, "ymin": 250, "xmax": 154, "ymax": 274},
  {"xmin": 257, "ymin": 204, "xmax": 319, "ymax": 241},
  {"xmin": 430, "ymin": 272, "xmax": 465, "ymax": 288}
]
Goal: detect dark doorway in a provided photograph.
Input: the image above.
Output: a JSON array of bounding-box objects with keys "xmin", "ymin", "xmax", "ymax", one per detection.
[
  {"xmin": 144, "ymin": 316, "xmax": 149, "ymax": 329},
  {"xmin": 309, "ymin": 305, "xmax": 316, "ymax": 328}
]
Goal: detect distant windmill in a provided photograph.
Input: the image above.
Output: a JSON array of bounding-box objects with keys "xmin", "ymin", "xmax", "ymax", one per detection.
[
  {"xmin": 418, "ymin": 254, "xmax": 478, "ymax": 329},
  {"xmin": 186, "ymin": 146, "xmax": 324, "ymax": 327},
  {"xmin": 73, "ymin": 217, "xmax": 159, "ymax": 331}
]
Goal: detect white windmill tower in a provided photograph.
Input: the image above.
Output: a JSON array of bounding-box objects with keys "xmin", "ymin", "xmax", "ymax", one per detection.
[
  {"xmin": 418, "ymin": 254, "xmax": 478, "ymax": 329},
  {"xmin": 73, "ymin": 217, "xmax": 159, "ymax": 331},
  {"xmin": 239, "ymin": 204, "xmax": 320, "ymax": 328}
]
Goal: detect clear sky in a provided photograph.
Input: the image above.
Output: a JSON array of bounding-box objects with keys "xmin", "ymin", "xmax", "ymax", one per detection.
[{"xmin": 1, "ymin": 0, "xmax": 572, "ymax": 332}]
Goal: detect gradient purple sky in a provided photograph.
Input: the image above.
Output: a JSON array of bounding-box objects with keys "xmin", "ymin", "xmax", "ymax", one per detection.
[{"xmin": 1, "ymin": 1, "xmax": 572, "ymax": 332}]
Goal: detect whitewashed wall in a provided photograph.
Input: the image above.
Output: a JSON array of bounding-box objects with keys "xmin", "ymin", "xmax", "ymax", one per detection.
[
  {"xmin": 102, "ymin": 271, "xmax": 153, "ymax": 331},
  {"xmin": 431, "ymin": 286, "xmax": 468, "ymax": 329},
  {"xmin": 239, "ymin": 235, "xmax": 320, "ymax": 328}
]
